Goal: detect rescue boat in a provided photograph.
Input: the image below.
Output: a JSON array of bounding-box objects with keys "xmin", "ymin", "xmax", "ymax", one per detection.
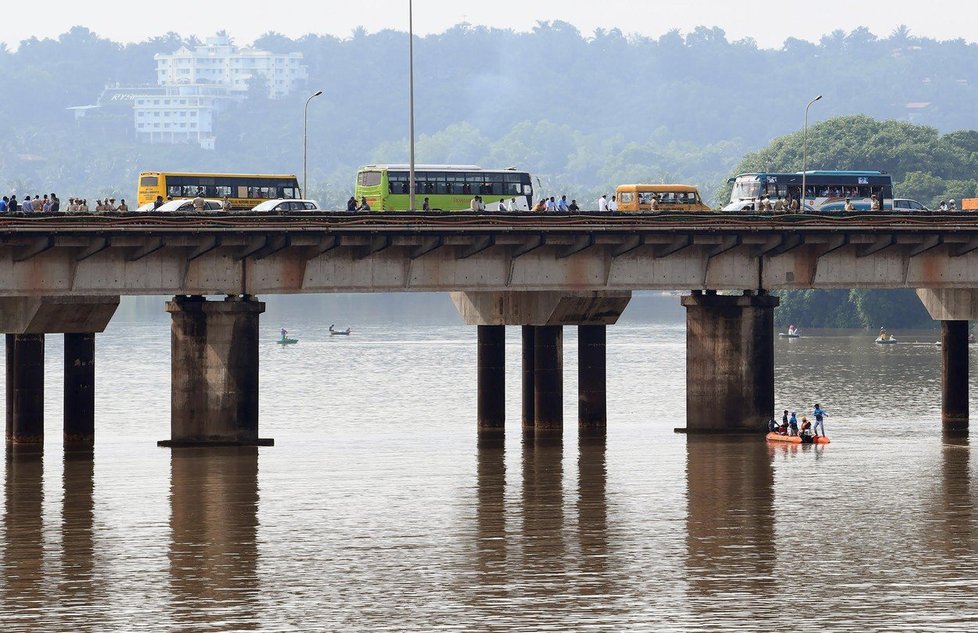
[{"xmin": 765, "ymin": 432, "xmax": 830, "ymax": 444}]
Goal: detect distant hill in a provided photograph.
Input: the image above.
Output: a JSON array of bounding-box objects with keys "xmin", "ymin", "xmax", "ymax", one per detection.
[{"xmin": 2, "ymin": 23, "xmax": 978, "ymax": 208}]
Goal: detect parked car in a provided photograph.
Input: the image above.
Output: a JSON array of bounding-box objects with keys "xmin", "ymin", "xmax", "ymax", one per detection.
[
  {"xmin": 250, "ymin": 199, "xmax": 322, "ymax": 212},
  {"xmin": 155, "ymin": 198, "xmax": 225, "ymax": 212},
  {"xmin": 892, "ymin": 198, "xmax": 929, "ymax": 211}
]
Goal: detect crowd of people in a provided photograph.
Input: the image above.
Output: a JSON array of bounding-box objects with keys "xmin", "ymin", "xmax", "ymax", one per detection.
[
  {"xmin": 0, "ymin": 192, "xmax": 131, "ymax": 213},
  {"xmin": 768, "ymin": 404, "xmax": 829, "ymax": 438}
]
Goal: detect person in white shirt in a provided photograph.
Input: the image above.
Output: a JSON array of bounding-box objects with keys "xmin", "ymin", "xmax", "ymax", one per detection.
[
  {"xmin": 506, "ymin": 198, "xmax": 517, "ymax": 212},
  {"xmin": 598, "ymin": 195, "xmax": 609, "ymax": 212},
  {"xmin": 608, "ymin": 195, "xmax": 619, "ymax": 212},
  {"xmin": 545, "ymin": 197, "xmax": 556, "ymax": 212}
]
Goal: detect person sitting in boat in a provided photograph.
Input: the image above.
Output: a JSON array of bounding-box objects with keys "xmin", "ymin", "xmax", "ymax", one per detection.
[
  {"xmin": 767, "ymin": 418, "xmax": 778, "ymax": 433},
  {"xmin": 787, "ymin": 324, "xmax": 797, "ymax": 336},
  {"xmin": 800, "ymin": 416, "xmax": 812, "ymax": 436},
  {"xmin": 788, "ymin": 411, "xmax": 799, "ymax": 436},
  {"xmin": 280, "ymin": 327, "xmax": 288, "ymax": 341}
]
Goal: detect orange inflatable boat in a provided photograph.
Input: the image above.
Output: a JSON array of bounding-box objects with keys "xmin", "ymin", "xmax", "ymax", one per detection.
[{"xmin": 765, "ymin": 432, "xmax": 830, "ymax": 445}]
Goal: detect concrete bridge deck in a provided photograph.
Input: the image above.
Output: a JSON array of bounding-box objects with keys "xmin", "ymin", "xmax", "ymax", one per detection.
[{"xmin": 2, "ymin": 212, "xmax": 978, "ymax": 296}]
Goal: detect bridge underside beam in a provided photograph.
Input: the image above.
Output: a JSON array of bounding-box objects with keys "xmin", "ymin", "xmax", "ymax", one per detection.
[
  {"xmin": 451, "ymin": 291, "xmax": 631, "ymax": 326},
  {"xmin": 0, "ymin": 296, "xmax": 119, "ymax": 334}
]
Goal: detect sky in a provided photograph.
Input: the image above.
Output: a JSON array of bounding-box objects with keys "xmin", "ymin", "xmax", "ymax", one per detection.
[{"xmin": 4, "ymin": 0, "xmax": 977, "ymax": 50}]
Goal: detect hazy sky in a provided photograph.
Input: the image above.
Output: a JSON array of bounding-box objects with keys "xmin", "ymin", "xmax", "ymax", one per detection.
[{"xmin": 4, "ymin": 0, "xmax": 975, "ymax": 50}]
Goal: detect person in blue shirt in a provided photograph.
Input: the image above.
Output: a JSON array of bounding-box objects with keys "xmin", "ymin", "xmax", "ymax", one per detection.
[
  {"xmin": 0, "ymin": 196, "xmax": 7, "ymax": 213},
  {"xmin": 556, "ymin": 195, "xmax": 570, "ymax": 212},
  {"xmin": 789, "ymin": 411, "xmax": 799, "ymax": 436},
  {"xmin": 813, "ymin": 404, "xmax": 828, "ymax": 437}
]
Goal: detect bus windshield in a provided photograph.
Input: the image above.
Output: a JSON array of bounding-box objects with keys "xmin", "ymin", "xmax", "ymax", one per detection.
[{"xmin": 730, "ymin": 179, "xmax": 761, "ymax": 201}]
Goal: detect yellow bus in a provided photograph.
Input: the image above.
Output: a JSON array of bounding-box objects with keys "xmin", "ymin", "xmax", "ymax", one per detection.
[
  {"xmin": 136, "ymin": 172, "xmax": 301, "ymax": 210},
  {"xmin": 615, "ymin": 184, "xmax": 712, "ymax": 212}
]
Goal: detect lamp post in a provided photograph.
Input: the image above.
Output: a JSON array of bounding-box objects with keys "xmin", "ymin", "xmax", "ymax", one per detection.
[
  {"xmin": 408, "ymin": 0, "xmax": 417, "ymax": 211},
  {"xmin": 303, "ymin": 90, "xmax": 323, "ymax": 198},
  {"xmin": 800, "ymin": 94, "xmax": 822, "ymax": 212}
]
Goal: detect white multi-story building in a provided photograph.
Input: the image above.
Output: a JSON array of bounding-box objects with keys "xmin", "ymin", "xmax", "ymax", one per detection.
[
  {"xmin": 133, "ymin": 36, "xmax": 307, "ymax": 149},
  {"xmin": 155, "ymin": 36, "xmax": 307, "ymax": 98}
]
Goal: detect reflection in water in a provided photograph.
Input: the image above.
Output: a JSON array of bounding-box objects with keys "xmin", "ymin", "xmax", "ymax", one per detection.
[
  {"xmin": 475, "ymin": 434, "xmax": 507, "ymax": 597},
  {"xmin": 168, "ymin": 447, "xmax": 260, "ymax": 630},
  {"xmin": 60, "ymin": 449, "xmax": 96, "ymax": 622},
  {"xmin": 577, "ymin": 434, "xmax": 609, "ymax": 604},
  {"xmin": 685, "ymin": 436, "xmax": 776, "ymax": 623},
  {"xmin": 940, "ymin": 433, "xmax": 974, "ymax": 556},
  {"xmin": 2, "ymin": 448, "xmax": 45, "ymax": 630},
  {"xmin": 520, "ymin": 435, "xmax": 566, "ymax": 606}
]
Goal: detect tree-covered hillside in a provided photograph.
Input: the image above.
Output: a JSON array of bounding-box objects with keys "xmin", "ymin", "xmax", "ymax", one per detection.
[{"xmin": 2, "ymin": 23, "xmax": 978, "ymax": 207}]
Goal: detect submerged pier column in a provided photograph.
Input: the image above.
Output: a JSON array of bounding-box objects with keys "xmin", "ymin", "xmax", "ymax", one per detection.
[
  {"xmin": 5, "ymin": 334, "xmax": 45, "ymax": 445},
  {"xmin": 477, "ymin": 325, "xmax": 506, "ymax": 433},
  {"xmin": 681, "ymin": 291, "xmax": 779, "ymax": 433},
  {"xmin": 64, "ymin": 333, "xmax": 96, "ymax": 449},
  {"xmin": 578, "ymin": 324, "xmax": 607, "ymax": 435},
  {"xmin": 161, "ymin": 295, "xmax": 271, "ymax": 447},
  {"xmin": 533, "ymin": 325, "xmax": 563, "ymax": 434},
  {"xmin": 941, "ymin": 320, "xmax": 969, "ymax": 432},
  {"xmin": 522, "ymin": 326, "xmax": 536, "ymax": 433}
]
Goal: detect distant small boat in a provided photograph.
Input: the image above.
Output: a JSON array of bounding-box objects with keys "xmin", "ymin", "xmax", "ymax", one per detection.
[
  {"xmin": 277, "ymin": 337, "xmax": 299, "ymax": 345},
  {"xmin": 779, "ymin": 332, "xmax": 801, "ymax": 338},
  {"xmin": 329, "ymin": 324, "xmax": 351, "ymax": 336},
  {"xmin": 875, "ymin": 336, "xmax": 897, "ymax": 345},
  {"xmin": 766, "ymin": 432, "xmax": 830, "ymax": 444}
]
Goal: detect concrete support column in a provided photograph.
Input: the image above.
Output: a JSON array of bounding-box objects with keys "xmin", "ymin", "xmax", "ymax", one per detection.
[
  {"xmin": 533, "ymin": 325, "xmax": 563, "ymax": 433},
  {"xmin": 681, "ymin": 291, "xmax": 779, "ymax": 433},
  {"xmin": 477, "ymin": 325, "xmax": 506, "ymax": 433},
  {"xmin": 5, "ymin": 334, "xmax": 45, "ymax": 445},
  {"xmin": 161, "ymin": 295, "xmax": 271, "ymax": 447},
  {"xmin": 64, "ymin": 333, "xmax": 96, "ymax": 449},
  {"xmin": 578, "ymin": 324, "xmax": 607, "ymax": 435},
  {"xmin": 521, "ymin": 326, "xmax": 536, "ymax": 432},
  {"xmin": 941, "ymin": 320, "xmax": 969, "ymax": 432}
]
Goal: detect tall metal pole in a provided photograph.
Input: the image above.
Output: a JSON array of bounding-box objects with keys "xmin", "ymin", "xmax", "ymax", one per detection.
[
  {"xmin": 303, "ymin": 90, "xmax": 323, "ymax": 198},
  {"xmin": 800, "ymin": 94, "xmax": 822, "ymax": 213},
  {"xmin": 408, "ymin": 0, "xmax": 417, "ymax": 212}
]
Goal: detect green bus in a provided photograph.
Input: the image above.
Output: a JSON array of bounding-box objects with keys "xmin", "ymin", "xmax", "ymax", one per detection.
[{"xmin": 354, "ymin": 164, "xmax": 534, "ymax": 211}]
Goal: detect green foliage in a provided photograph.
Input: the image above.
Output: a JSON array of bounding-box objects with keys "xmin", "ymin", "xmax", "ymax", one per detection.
[{"xmin": 775, "ymin": 289, "xmax": 935, "ymax": 330}]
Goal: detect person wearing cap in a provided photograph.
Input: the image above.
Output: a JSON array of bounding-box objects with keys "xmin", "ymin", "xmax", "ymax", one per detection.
[
  {"xmin": 106, "ymin": 198, "xmax": 117, "ymax": 212},
  {"xmin": 844, "ymin": 197, "xmax": 855, "ymax": 212},
  {"xmin": 870, "ymin": 194, "xmax": 881, "ymax": 211}
]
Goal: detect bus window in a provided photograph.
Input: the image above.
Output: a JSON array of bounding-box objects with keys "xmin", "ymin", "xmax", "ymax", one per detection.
[
  {"xmin": 358, "ymin": 171, "xmax": 382, "ymax": 187},
  {"xmin": 141, "ymin": 176, "xmax": 159, "ymax": 187}
]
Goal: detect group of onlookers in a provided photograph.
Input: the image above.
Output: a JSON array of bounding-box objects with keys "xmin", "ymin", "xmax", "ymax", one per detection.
[
  {"xmin": 531, "ymin": 195, "xmax": 582, "ymax": 212},
  {"xmin": 0, "ymin": 193, "xmax": 129, "ymax": 213}
]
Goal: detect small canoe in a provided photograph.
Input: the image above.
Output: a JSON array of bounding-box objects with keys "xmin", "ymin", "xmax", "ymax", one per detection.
[
  {"xmin": 277, "ymin": 338, "xmax": 299, "ymax": 345},
  {"xmin": 766, "ymin": 432, "xmax": 830, "ymax": 444},
  {"xmin": 779, "ymin": 333, "xmax": 800, "ymax": 338},
  {"xmin": 330, "ymin": 329, "xmax": 351, "ymax": 336},
  {"xmin": 875, "ymin": 337, "xmax": 897, "ymax": 345}
]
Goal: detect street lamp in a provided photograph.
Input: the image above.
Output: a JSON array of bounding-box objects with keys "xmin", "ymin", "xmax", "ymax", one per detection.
[
  {"xmin": 303, "ymin": 90, "xmax": 324, "ymax": 198},
  {"xmin": 408, "ymin": 0, "xmax": 417, "ymax": 212},
  {"xmin": 800, "ymin": 94, "xmax": 822, "ymax": 212}
]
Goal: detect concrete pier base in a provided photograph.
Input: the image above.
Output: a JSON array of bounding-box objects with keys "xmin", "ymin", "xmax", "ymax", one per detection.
[
  {"xmin": 578, "ymin": 325, "xmax": 607, "ymax": 435},
  {"xmin": 522, "ymin": 326, "xmax": 536, "ymax": 433},
  {"xmin": 533, "ymin": 325, "xmax": 563, "ymax": 434},
  {"xmin": 942, "ymin": 320, "xmax": 969, "ymax": 432},
  {"xmin": 64, "ymin": 333, "xmax": 96, "ymax": 449},
  {"xmin": 477, "ymin": 325, "xmax": 506, "ymax": 433},
  {"xmin": 160, "ymin": 295, "xmax": 272, "ymax": 447},
  {"xmin": 681, "ymin": 291, "xmax": 779, "ymax": 433},
  {"xmin": 5, "ymin": 334, "xmax": 45, "ymax": 445}
]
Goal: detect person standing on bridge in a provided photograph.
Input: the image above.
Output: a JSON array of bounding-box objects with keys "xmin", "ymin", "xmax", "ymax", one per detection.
[
  {"xmin": 358, "ymin": 196, "xmax": 371, "ymax": 211},
  {"xmin": 870, "ymin": 195, "xmax": 881, "ymax": 211},
  {"xmin": 568, "ymin": 199, "xmax": 580, "ymax": 212},
  {"xmin": 423, "ymin": 197, "xmax": 431, "ymax": 211},
  {"xmin": 557, "ymin": 195, "xmax": 569, "ymax": 212},
  {"xmin": 844, "ymin": 198, "xmax": 855, "ymax": 212},
  {"xmin": 609, "ymin": 195, "xmax": 619, "ymax": 212},
  {"xmin": 347, "ymin": 196, "xmax": 357, "ymax": 212},
  {"xmin": 598, "ymin": 194, "xmax": 609, "ymax": 212},
  {"xmin": 6, "ymin": 195, "xmax": 17, "ymax": 212},
  {"xmin": 192, "ymin": 193, "xmax": 205, "ymax": 212},
  {"xmin": 812, "ymin": 404, "xmax": 828, "ymax": 437},
  {"xmin": 497, "ymin": 198, "xmax": 507, "ymax": 212},
  {"xmin": 153, "ymin": 195, "xmax": 164, "ymax": 210}
]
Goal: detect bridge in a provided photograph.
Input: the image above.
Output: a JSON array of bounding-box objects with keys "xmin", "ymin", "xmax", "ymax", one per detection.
[{"xmin": 2, "ymin": 212, "xmax": 977, "ymax": 450}]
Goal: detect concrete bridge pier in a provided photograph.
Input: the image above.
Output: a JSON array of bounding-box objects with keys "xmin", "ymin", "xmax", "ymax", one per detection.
[
  {"xmin": 161, "ymin": 295, "xmax": 272, "ymax": 448},
  {"xmin": 452, "ymin": 291, "xmax": 630, "ymax": 437},
  {"xmin": 916, "ymin": 289, "xmax": 978, "ymax": 431},
  {"xmin": 533, "ymin": 325, "xmax": 564, "ymax": 435},
  {"xmin": 681, "ymin": 290, "xmax": 779, "ymax": 433},
  {"xmin": 64, "ymin": 333, "xmax": 96, "ymax": 449},
  {"xmin": 5, "ymin": 334, "xmax": 45, "ymax": 445},
  {"xmin": 477, "ymin": 325, "xmax": 506, "ymax": 433},
  {"xmin": 578, "ymin": 325, "xmax": 607, "ymax": 435},
  {"xmin": 941, "ymin": 320, "xmax": 969, "ymax": 431}
]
